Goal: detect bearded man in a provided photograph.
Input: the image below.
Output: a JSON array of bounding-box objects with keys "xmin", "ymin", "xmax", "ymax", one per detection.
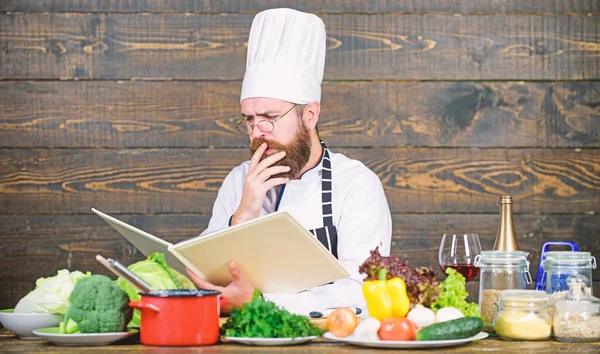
[{"xmin": 187, "ymin": 8, "xmax": 392, "ymax": 316}]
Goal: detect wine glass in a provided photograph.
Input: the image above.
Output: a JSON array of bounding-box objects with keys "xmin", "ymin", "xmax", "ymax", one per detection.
[{"xmin": 438, "ymin": 233, "xmax": 482, "ymax": 282}]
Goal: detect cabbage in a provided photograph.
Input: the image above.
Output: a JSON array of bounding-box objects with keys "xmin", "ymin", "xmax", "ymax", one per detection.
[
  {"xmin": 14, "ymin": 269, "xmax": 91, "ymax": 314},
  {"xmin": 116, "ymin": 252, "xmax": 196, "ymax": 327}
]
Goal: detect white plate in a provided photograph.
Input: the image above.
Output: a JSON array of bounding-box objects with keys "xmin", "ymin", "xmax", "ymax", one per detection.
[
  {"xmin": 32, "ymin": 327, "xmax": 138, "ymax": 346},
  {"xmin": 224, "ymin": 336, "xmax": 319, "ymax": 346},
  {"xmin": 323, "ymin": 331, "xmax": 488, "ymax": 349}
]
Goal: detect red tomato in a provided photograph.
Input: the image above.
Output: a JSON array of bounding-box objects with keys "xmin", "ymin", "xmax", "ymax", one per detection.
[
  {"xmin": 327, "ymin": 308, "xmax": 358, "ymax": 337},
  {"xmin": 378, "ymin": 317, "xmax": 417, "ymax": 341}
]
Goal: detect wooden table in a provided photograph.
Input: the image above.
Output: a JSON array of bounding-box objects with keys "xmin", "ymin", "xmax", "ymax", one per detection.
[{"xmin": 2, "ymin": 330, "xmax": 599, "ymax": 353}]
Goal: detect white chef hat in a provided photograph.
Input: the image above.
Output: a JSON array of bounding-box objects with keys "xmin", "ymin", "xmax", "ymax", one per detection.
[{"xmin": 240, "ymin": 8, "xmax": 326, "ymax": 104}]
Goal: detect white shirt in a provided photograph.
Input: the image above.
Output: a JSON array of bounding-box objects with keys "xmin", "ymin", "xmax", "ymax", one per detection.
[{"xmin": 201, "ymin": 148, "xmax": 392, "ymax": 315}]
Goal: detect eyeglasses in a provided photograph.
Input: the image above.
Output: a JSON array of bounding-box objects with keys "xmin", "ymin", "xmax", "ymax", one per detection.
[{"xmin": 236, "ymin": 104, "xmax": 297, "ymax": 135}]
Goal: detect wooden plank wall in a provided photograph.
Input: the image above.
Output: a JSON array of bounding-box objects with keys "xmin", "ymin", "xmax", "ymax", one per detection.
[{"xmin": 1, "ymin": 1, "xmax": 599, "ymax": 308}]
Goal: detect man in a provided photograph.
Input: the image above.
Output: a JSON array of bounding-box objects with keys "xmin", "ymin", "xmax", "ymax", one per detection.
[{"xmin": 187, "ymin": 8, "xmax": 392, "ymax": 315}]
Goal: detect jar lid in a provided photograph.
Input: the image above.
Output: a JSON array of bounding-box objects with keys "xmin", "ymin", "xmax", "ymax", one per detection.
[
  {"xmin": 564, "ymin": 275, "xmax": 597, "ymax": 301},
  {"xmin": 500, "ymin": 290, "xmax": 549, "ymax": 307},
  {"xmin": 543, "ymin": 251, "xmax": 596, "ymax": 269},
  {"xmin": 554, "ymin": 276, "xmax": 600, "ymax": 312},
  {"xmin": 475, "ymin": 250, "xmax": 529, "ymax": 268}
]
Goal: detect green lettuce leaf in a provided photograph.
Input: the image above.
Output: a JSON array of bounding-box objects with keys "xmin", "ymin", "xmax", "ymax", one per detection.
[
  {"xmin": 431, "ymin": 268, "xmax": 480, "ymax": 318},
  {"xmin": 115, "ymin": 252, "xmax": 195, "ymax": 327},
  {"xmin": 14, "ymin": 270, "xmax": 91, "ymax": 315}
]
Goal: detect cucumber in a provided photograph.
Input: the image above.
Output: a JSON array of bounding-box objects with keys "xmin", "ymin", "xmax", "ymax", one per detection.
[{"xmin": 416, "ymin": 317, "xmax": 483, "ymax": 341}]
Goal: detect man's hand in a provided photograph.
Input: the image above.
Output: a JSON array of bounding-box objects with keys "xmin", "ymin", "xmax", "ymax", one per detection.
[
  {"xmin": 186, "ymin": 261, "xmax": 255, "ymax": 313},
  {"xmin": 232, "ymin": 142, "xmax": 290, "ymax": 225}
]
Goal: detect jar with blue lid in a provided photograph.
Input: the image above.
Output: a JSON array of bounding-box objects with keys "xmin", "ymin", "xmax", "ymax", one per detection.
[{"xmin": 542, "ymin": 251, "xmax": 596, "ymax": 296}]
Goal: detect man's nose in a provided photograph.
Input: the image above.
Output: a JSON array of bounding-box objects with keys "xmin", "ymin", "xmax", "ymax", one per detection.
[{"xmin": 250, "ymin": 123, "xmax": 266, "ymax": 139}]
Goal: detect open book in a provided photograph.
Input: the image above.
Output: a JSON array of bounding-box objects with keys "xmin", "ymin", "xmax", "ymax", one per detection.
[{"xmin": 91, "ymin": 208, "xmax": 349, "ymax": 293}]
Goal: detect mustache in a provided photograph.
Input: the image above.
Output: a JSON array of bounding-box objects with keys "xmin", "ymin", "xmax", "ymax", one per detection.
[{"xmin": 249, "ymin": 138, "xmax": 287, "ymax": 154}]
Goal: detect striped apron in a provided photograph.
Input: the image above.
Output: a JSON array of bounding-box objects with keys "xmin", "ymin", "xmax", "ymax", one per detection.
[{"xmin": 308, "ymin": 142, "xmax": 339, "ymax": 259}]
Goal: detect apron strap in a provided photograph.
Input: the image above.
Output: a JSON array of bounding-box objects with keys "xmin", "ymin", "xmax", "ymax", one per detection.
[
  {"xmin": 308, "ymin": 141, "xmax": 339, "ymax": 259},
  {"xmin": 320, "ymin": 141, "xmax": 334, "ymax": 227}
]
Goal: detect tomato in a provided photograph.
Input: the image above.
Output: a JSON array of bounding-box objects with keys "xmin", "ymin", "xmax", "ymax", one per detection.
[
  {"xmin": 378, "ymin": 317, "xmax": 417, "ymax": 341},
  {"xmin": 327, "ymin": 308, "xmax": 358, "ymax": 337}
]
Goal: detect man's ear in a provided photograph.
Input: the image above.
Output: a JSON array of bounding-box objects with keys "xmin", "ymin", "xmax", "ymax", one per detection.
[{"xmin": 303, "ymin": 101, "xmax": 321, "ymax": 130}]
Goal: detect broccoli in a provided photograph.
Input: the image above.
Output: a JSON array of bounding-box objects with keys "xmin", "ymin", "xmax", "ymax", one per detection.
[{"xmin": 59, "ymin": 274, "xmax": 133, "ymax": 334}]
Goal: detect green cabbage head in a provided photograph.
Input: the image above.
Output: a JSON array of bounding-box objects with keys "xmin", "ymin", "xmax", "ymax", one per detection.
[
  {"xmin": 14, "ymin": 269, "xmax": 91, "ymax": 315},
  {"xmin": 115, "ymin": 252, "xmax": 195, "ymax": 327}
]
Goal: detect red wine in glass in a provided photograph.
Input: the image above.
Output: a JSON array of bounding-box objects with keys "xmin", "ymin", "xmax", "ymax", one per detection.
[
  {"xmin": 438, "ymin": 233, "xmax": 482, "ymax": 282},
  {"xmin": 440, "ymin": 264, "xmax": 480, "ymax": 282}
]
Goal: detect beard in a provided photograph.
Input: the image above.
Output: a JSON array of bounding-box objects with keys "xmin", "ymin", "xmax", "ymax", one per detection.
[{"xmin": 249, "ymin": 121, "xmax": 312, "ymax": 180}]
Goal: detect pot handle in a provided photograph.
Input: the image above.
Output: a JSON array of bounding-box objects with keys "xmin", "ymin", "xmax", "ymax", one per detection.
[
  {"xmin": 128, "ymin": 301, "xmax": 160, "ymax": 312},
  {"xmin": 219, "ymin": 296, "xmax": 229, "ymax": 307}
]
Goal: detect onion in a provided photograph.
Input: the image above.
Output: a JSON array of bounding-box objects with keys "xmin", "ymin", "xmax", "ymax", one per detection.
[
  {"xmin": 435, "ymin": 307, "xmax": 464, "ymax": 323},
  {"xmin": 351, "ymin": 317, "xmax": 381, "ymax": 341},
  {"xmin": 406, "ymin": 304, "xmax": 436, "ymax": 328}
]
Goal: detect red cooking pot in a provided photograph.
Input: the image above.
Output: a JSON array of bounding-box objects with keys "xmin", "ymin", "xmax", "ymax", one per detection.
[{"xmin": 129, "ymin": 289, "xmax": 228, "ymax": 346}]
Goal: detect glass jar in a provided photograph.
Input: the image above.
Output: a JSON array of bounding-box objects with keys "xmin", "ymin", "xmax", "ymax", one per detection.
[
  {"xmin": 495, "ymin": 290, "xmax": 552, "ymax": 341},
  {"xmin": 553, "ymin": 275, "xmax": 600, "ymax": 342},
  {"xmin": 474, "ymin": 251, "xmax": 532, "ymax": 330},
  {"xmin": 542, "ymin": 251, "xmax": 596, "ymax": 297}
]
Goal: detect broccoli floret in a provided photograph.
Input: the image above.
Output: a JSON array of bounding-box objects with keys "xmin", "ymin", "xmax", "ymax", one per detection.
[
  {"xmin": 59, "ymin": 318, "xmax": 81, "ymax": 334},
  {"xmin": 60, "ymin": 274, "xmax": 132, "ymax": 334}
]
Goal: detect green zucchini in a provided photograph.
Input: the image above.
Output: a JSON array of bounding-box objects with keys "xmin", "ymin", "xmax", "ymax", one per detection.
[{"xmin": 416, "ymin": 317, "xmax": 483, "ymax": 341}]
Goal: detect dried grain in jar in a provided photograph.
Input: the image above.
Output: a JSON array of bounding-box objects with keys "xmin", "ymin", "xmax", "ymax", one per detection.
[
  {"xmin": 553, "ymin": 275, "xmax": 600, "ymax": 342},
  {"xmin": 474, "ymin": 251, "xmax": 532, "ymax": 333},
  {"xmin": 480, "ymin": 289, "xmax": 501, "ymax": 330},
  {"xmin": 495, "ymin": 290, "xmax": 551, "ymax": 341}
]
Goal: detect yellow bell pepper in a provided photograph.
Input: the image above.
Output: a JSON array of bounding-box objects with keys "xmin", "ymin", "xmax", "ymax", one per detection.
[{"xmin": 362, "ymin": 269, "xmax": 411, "ymax": 320}]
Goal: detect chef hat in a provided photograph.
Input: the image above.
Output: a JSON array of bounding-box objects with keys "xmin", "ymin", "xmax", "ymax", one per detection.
[{"xmin": 240, "ymin": 8, "xmax": 326, "ymax": 104}]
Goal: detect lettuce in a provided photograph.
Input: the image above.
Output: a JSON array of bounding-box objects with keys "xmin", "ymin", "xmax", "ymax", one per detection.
[
  {"xmin": 358, "ymin": 247, "xmax": 440, "ymax": 307},
  {"xmin": 14, "ymin": 269, "xmax": 91, "ymax": 315},
  {"xmin": 115, "ymin": 252, "xmax": 196, "ymax": 327},
  {"xmin": 431, "ymin": 268, "xmax": 480, "ymax": 317}
]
